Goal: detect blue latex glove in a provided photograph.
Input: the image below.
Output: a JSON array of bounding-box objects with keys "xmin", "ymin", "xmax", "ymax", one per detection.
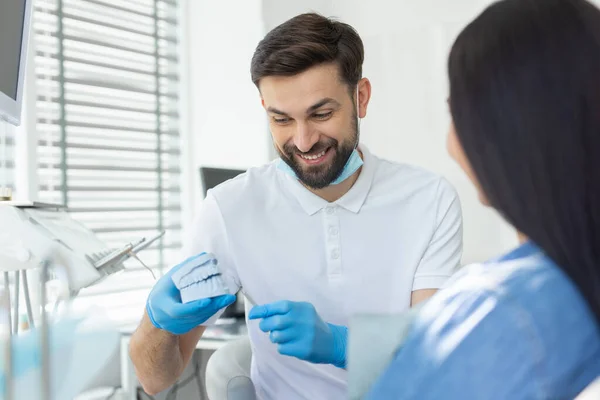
[
  {"xmin": 146, "ymin": 253, "xmax": 236, "ymax": 335},
  {"xmin": 248, "ymin": 300, "xmax": 347, "ymax": 368}
]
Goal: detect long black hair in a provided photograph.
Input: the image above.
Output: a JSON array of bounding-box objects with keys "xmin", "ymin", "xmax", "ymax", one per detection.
[{"xmin": 449, "ymin": 0, "xmax": 600, "ymax": 321}]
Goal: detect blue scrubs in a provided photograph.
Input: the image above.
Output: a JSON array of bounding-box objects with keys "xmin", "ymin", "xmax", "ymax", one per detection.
[{"xmin": 366, "ymin": 242, "xmax": 600, "ymax": 399}]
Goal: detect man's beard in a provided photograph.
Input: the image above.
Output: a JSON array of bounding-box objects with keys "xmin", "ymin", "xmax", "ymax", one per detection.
[{"xmin": 277, "ymin": 123, "xmax": 358, "ymax": 190}]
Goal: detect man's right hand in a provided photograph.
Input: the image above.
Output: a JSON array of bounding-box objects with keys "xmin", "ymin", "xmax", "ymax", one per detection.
[{"xmin": 146, "ymin": 253, "xmax": 236, "ymax": 335}]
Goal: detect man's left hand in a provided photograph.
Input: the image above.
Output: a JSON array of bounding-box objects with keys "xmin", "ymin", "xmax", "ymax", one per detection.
[{"xmin": 248, "ymin": 300, "xmax": 347, "ymax": 368}]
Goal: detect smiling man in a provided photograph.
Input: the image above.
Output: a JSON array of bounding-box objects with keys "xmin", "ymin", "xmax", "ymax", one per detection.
[{"xmin": 130, "ymin": 13, "xmax": 463, "ymax": 400}]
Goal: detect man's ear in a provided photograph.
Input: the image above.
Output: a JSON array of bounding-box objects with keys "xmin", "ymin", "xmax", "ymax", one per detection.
[
  {"xmin": 261, "ymin": 98, "xmax": 265, "ymax": 108},
  {"xmin": 357, "ymin": 77, "xmax": 372, "ymax": 119}
]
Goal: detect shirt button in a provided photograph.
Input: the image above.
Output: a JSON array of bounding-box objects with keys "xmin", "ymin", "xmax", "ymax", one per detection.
[
  {"xmin": 329, "ymin": 226, "xmax": 338, "ymax": 235},
  {"xmin": 326, "ymin": 207, "xmax": 335, "ymax": 215},
  {"xmin": 331, "ymin": 249, "xmax": 340, "ymax": 259}
]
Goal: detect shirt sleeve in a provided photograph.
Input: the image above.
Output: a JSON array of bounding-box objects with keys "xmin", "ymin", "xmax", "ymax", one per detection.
[
  {"xmin": 412, "ymin": 178, "xmax": 463, "ymax": 290},
  {"xmin": 179, "ymin": 191, "xmax": 241, "ymax": 325},
  {"xmin": 364, "ymin": 288, "xmax": 543, "ymax": 400}
]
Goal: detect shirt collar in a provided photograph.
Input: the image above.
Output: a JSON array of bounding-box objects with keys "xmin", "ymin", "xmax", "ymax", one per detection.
[{"xmin": 279, "ymin": 144, "xmax": 377, "ymax": 216}]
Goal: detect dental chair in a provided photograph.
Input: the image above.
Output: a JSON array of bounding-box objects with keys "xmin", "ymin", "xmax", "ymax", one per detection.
[{"xmin": 205, "ymin": 336, "xmax": 254, "ymax": 400}]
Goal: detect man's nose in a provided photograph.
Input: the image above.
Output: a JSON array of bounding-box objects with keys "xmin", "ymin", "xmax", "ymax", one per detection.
[{"xmin": 293, "ymin": 122, "xmax": 319, "ymax": 153}]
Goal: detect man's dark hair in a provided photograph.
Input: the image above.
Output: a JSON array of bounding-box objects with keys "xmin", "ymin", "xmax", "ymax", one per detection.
[
  {"xmin": 251, "ymin": 13, "xmax": 364, "ymax": 89},
  {"xmin": 449, "ymin": 0, "xmax": 600, "ymax": 321}
]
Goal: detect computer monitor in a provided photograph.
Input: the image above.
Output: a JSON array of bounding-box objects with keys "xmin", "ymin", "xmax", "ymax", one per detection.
[
  {"xmin": 200, "ymin": 166, "xmax": 246, "ymax": 197},
  {"xmin": 0, "ymin": 0, "xmax": 33, "ymax": 126},
  {"xmin": 199, "ymin": 166, "xmax": 246, "ymax": 318}
]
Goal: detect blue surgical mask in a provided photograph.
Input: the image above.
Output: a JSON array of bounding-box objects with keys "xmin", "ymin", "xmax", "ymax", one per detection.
[
  {"xmin": 276, "ymin": 86, "xmax": 363, "ymax": 186},
  {"xmin": 277, "ymin": 148, "xmax": 363, "ymax": 185}
]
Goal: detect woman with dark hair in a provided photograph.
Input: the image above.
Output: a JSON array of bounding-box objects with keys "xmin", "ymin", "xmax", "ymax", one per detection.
[{"xmin": 364, "ymin": 0, "xmax": 600, "ymax": 398}]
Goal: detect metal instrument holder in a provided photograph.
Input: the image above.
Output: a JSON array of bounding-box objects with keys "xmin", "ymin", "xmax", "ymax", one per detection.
[{"xmin": 2, "ymin": 249, "xmax": 74, "ymax": 400}]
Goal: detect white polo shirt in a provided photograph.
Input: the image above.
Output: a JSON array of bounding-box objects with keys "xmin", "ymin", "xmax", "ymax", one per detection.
[{"xmin": 182, "ymin": 145, "xmax": 463, "ymax": 400}]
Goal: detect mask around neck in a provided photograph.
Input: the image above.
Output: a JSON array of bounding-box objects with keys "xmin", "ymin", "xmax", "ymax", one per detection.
[{"xmin": 276, "ymin": 148, "xmax": 363, "ymax": 186}]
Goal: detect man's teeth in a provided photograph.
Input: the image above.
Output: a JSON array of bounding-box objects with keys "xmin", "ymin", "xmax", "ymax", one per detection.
[{"xmin": 300, "ymin": 149, "xmax": 327, "ymax": 160}]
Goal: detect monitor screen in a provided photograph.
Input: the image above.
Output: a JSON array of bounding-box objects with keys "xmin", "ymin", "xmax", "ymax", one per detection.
[
  {"xmin": 0, "ymin": 1, "xmax": 27, "ymax": 101},
  {"xmin": 200, "ymin": 167, "xmax": 245, "ymax": 197}
]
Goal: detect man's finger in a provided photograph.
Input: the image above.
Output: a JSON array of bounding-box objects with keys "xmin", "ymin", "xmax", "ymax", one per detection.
[
  {"xmin": 277, "ymin": 341, "xmax": 309, "ymax": 361},
  {"xmin": 210, "ymin": 294, "xmax": 237, "ymax": 310},
  {"xmin": 258, "ymin": 314, "xmax": 292, "ymax": 333},
  {"xmin": 167, "ymin": 298, "xmax": 211, "ymax": 318},
  {"xmin": 168, "ymin": 294, "xmax": 235, "ymax": 319},
  {"xmin": 248, "ymin": 300, "xmax": 292, "ymax": 320},
  {"xmin": 269, "ymin": 328, "xmax": 296, "ymax": 344}
]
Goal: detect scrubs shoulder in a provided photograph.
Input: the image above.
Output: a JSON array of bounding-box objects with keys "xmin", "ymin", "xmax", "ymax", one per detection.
[{"xmin": 366, "ymin": 242, "xmax": 600, "ymax": 400}]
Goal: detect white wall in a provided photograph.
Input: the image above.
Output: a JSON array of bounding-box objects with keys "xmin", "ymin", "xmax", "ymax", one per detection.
[
  {"xmin": 185, "ymin": 0, "xmax": 271, "ymax": 208},
  {"xmin": 261, "ymin": 0, "xmax": 518, "ymax": 264}
]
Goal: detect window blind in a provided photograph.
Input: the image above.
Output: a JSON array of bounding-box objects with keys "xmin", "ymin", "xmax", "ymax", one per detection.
[{"xmin": 33, "ymin": 0, "xmax": 183, "ymax": 325}]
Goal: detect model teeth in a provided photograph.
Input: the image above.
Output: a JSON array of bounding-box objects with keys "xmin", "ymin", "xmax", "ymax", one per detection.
[{"xmin": 300, "ymin": 149, "xmax": 327, "ymax": 160}]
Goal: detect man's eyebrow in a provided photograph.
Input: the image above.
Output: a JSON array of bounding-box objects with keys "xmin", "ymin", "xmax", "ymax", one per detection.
[
  {"xmin": 307, "ymin": 98, "xmax": 340, "ymax": 113},
  {"xmin": 266, "ymin": 107, "xmax": 289, "ymax": 116},
  {"xmin": 266, "ymin": 98, "xmax": 340, "ymax": 116}
]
